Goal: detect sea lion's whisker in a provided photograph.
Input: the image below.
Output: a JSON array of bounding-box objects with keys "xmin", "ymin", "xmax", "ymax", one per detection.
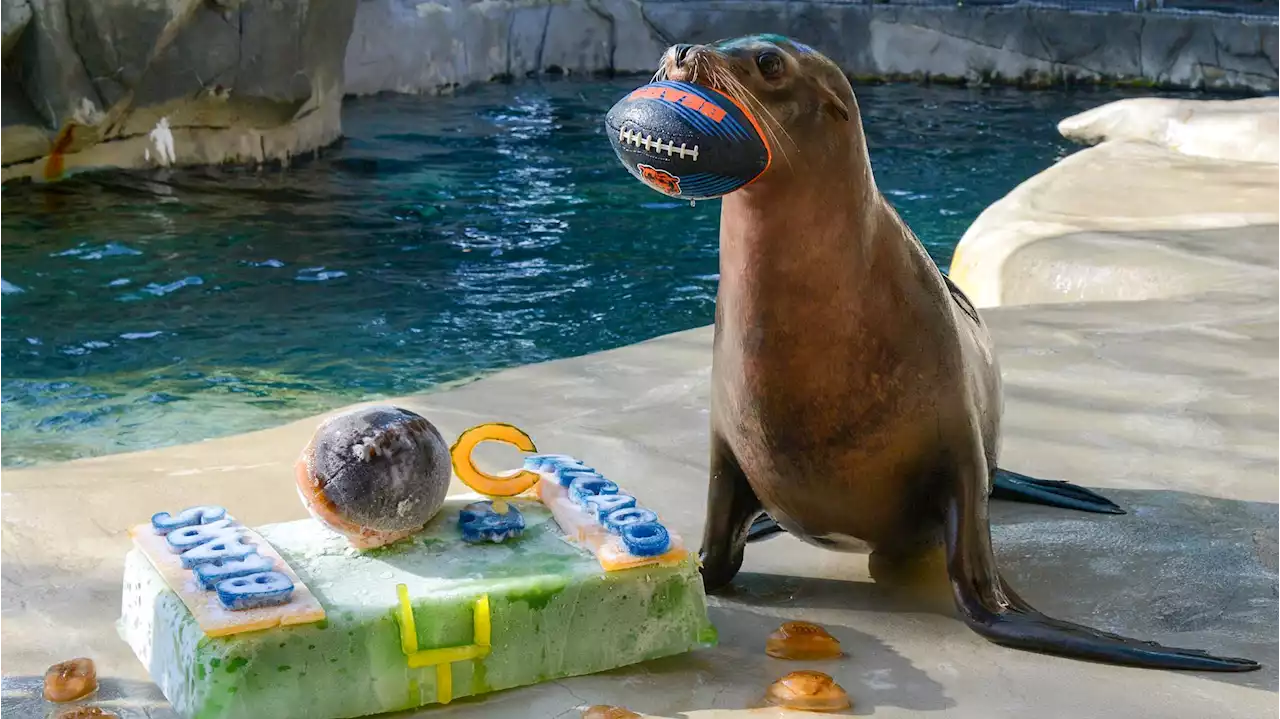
[
  {"xmin": 712, "ymin": 68, "xmax": 792, "ymax": 167},
  {"xmin": 722, "ymin": 71, "xmax": 794, "ymax": 157},
  {"xmin": 716, "ymin": 70, "xmax": 776, "ymax": 144},
  {"xmin": 691, "ymin": 54, "xmax": 709, "ymax": 87},
  {"xmin": 711, "ymin": 70, "xmax": 765, "ymax": 147}
]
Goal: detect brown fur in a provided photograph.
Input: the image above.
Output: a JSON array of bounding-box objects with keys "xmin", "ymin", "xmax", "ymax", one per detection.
[
  {"xmin": 666, "ymin": 38, "xmax": 999, "ymax": 556},
  {"xmin": 678, "ymin": 36, "xmax": 1258, "ymax": 672}
]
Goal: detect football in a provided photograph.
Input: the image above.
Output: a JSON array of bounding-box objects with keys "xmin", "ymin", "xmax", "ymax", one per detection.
[{"xmin": 605, "ymin": 80, "xmax": 771, "ymax": 201}]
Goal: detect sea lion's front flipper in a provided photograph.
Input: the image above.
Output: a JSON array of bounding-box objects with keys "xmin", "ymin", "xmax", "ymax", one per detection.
[
  {"xmin": 698, "ymin": 432, "xmax": 763, "ymax": 593},
  {"xmin": 946, "ymin": 447, "xmax": 1261, "ymax": 672},
  {"xmin": 991, "ymin": 468, "xmax": 1124, "ymax": 515}
]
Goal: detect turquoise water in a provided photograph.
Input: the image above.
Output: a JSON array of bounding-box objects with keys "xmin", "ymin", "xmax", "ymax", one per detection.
[{"xmin": 1, "ymin": 79, "xmax": 1198, "ymax": 467}]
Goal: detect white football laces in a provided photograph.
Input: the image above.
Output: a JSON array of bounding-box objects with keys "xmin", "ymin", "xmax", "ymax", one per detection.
[{"xmin": 618, "ymin": 127, "xmax": 699, "ymax": 161}]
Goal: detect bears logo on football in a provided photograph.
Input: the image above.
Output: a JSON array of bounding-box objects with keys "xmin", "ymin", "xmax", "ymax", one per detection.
[{"xmin": 637, "ymin": 164, "xmax": 681, "ymax": 195}]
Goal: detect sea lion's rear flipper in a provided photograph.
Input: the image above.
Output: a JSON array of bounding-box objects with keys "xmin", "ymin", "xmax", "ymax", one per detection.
[
  {"xmin": 946, "ymin": 455, "xmax": 1261, "ymax": 672},
  {"xmin": 991, "ymin": 468, "xmax": 1125, "ymax": 515},
  {"xmin": 698, "ymin": 432, "xmax": 764, "ymax": 593},
  {"xmin": 746, "ymin": 512, "xmax": 786, "ymax": 543}
]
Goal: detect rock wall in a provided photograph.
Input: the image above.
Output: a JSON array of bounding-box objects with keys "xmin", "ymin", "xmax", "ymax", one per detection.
[
  {"xmin": 342, "ymin": 0, "xmax": 669, "ymax": 95},
  {"xmin": 4, "ymin": 0, "xmax": 1274, "ymax": 182},
  {"xmin": 343, "ymin": 0, "xmax": 1279, "ymax": 96},
  {"xmin": 1, "ymin": 0, "xmax": 358, "ymax": 183}
]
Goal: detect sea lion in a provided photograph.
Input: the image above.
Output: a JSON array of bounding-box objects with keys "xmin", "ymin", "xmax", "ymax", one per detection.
[{"xmin": 659, "ymin": 35, "xmax": 1260, "ymax": 672}]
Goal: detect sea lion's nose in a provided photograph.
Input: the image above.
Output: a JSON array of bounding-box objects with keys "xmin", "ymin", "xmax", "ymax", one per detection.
[{"xmin": 673, "ymin": 44, "xmax": 694, "ymax": 67}]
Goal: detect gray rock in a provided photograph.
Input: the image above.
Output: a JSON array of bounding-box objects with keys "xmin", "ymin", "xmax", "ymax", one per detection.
[
  {"xmin": 344, "ymin": 0, "xmax": 508, "ymax": 96},
  {"xmin": 1139, "ymin": 15, "xmax": 1204, "ymax": 84},
  {"xmin": 509, "ymin": 3, "xmax": 557, "ymax": 79},
  {"xmin": 343, "ymin": 0, "xmax": 668, "ymax": 95},
  {"xmin": 640, "ymin": 1, "xmax": 790, "ymax": 63},
  {"xmin": 0, "ymin": 75, "xmax": 49, "ymax": 165},
  {"xmin": 2, "ymin": 0, "xmax": 357, "ymax": 180},
  {"xmin": 1, "ymin": 0, "xmax": 31, "ymax": 60},
  {"xmin": 540, "ymin": 2, "xmax": 612, "ymax": 75},
  {"xmin": 6, "ymin": 0, "xmax": 1276, "ymax": 181},
  {"xmin": 240, "ymin": 2, "xmax": 341, "ymax": 101},
  {"xmin": 1184, "ymin": 14, "xmax": 1279, "ymax": 86},
  {"xmin": 14, "ymin": 0, "xmax": 102, "ymax": 130},
  {"xmin": 592, "ymin": 0, "xmax": 671, "ymax": 74},
  {"xmin": 343, "ymin": 1, "xmax": 1278, "ymax": 95},
  {"xmin": 0, "ymin": 0, "xmax": 43, "ymax": 165},
  {"xmin": 67, "ymin": 0, "xmax": 240, "ymax": 109},
  {"xmin": 786, "ymin": 2, "xmax": 871, "ymax": 72}
]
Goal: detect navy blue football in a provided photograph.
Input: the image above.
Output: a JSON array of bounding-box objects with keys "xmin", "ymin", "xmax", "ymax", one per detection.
[{"xmin": 605, "ymin": 80, "xmax": 771, "ymax": 200}]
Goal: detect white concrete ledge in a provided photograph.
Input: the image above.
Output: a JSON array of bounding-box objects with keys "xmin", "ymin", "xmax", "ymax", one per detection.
[
  {"xmin": 1058, "ymin": 96, "xmax": 1280, "ymax": 164},
  {"xmin": 949, "ymin": 97, "xmax": 1279, "ymax": 308}
]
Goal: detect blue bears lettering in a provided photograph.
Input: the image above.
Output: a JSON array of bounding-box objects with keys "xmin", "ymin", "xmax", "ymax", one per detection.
[
  {"xmin": 215, "ymin": 571, "xmax": 295, "ymax": 610},
  {"xmin": 523, "ymin": 454, "xmax": 593, "ymax": 474},
  {"xmin": 584, "ymin": 493, "xmax": 636, "ymax": 520},
  {"xmin": 529, "ymin": 454, "xmax": 675, "ymax": 560},
  {"xmin": 621, "ymin": 521, "xmax": 671, "ymax": 557},
  {"xmin": 568, "ymin": 476, "xmax": 619, "ymax": 506},
  {"xmin": 555, "ymin": 467, "xmax": 603, "ymax": 487},
  {"xmin": 194, "ymin": 553, "xmax": 276, "ymax": 590},
  {"xmin": 180, "ymin": 534, "xmax": 261, "ymax": 569},
  {"xmin": 151, "ymin": 505, "xmax": 228, "ymax": 535},
  {"xmin": 165, "ymin": 518, "xmax": 240, "ymax": 554},
  {"xmin": 151, "ymin": 504, "xmax": 295, "ymax": 611},
  {"xmin": 604, "ymin": 507, "xmax": 659, "ymax": 535}
]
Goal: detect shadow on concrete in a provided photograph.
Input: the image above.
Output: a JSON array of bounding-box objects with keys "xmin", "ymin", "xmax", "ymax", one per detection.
[
  {"xmin": 715, "ymin": 488, "xmax": 1277, "ymax": 693},
  {"xmin": 713, "ymin": 606, "xmax": 955, "ymax": 716},
  {"xmin": 990, "ymin": 488, "xmax": 1277, "ymax": 691},
  {"xmin": 3, "ymin": 489, "xmax": 1270, "ymax": 716},
  {"xmin": 0, "ymin": 556, "xmax": 191, "ymax": 717},
  {"xmin": 1, "ymin": 673, "xmax": 179, "ymax": 719},
  {"xmin": 581, "ymin": 604, "xmax": 956, "ymax": 716}
]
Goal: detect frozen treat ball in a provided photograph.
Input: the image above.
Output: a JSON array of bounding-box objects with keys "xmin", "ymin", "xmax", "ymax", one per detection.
[{"xmin": 296, "ymin": 405, "xmax": 451, "ymax": 549}]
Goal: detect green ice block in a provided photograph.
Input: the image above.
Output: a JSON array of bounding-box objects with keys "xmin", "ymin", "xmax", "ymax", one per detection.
[{"xmin": 119, "ymin": 496, "xmax": 716, "ymax": 719}]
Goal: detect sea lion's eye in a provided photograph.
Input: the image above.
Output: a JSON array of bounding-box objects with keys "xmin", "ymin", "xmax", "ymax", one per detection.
[{"xmin": 756, "ymin": 51, "xmax": 784, "ymax": 78}]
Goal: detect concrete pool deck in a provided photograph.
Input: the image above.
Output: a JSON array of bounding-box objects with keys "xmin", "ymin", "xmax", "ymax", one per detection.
[{"xmin": 3, "ymin": 97, "xmax": 1277, "ymax": 718}]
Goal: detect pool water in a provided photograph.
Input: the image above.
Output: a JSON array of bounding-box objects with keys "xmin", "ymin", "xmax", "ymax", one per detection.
[{"xmin": 0, "ymin": 79, "xmax": 1199, "ymax": 467}]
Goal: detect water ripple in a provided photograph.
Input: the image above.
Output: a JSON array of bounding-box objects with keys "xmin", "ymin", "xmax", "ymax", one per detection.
[
  {"xmin": 53, "ymin": 242, "xmax": 143, "ymax": 260},
  {"xmin": 0, "ymin": 79, "xmax": 1213, "ymax": 466},
  {"xmin": 141, "ymin": 276, "xmax": 204, "ymax": 296}
]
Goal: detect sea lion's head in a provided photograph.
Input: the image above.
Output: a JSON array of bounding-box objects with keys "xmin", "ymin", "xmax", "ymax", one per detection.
[{"xmin": 656, "ymin": 35, "xmax": 859, "ymax": 166}]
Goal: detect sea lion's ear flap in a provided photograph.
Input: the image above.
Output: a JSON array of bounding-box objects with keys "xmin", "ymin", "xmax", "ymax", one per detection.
[
  {"xmin": 817, "ymin": 82, "xmax": 849, "ymax": 122},
  {"xmin": 827, "ymin": 97, "xmax": 850, "ymax": 122}
]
